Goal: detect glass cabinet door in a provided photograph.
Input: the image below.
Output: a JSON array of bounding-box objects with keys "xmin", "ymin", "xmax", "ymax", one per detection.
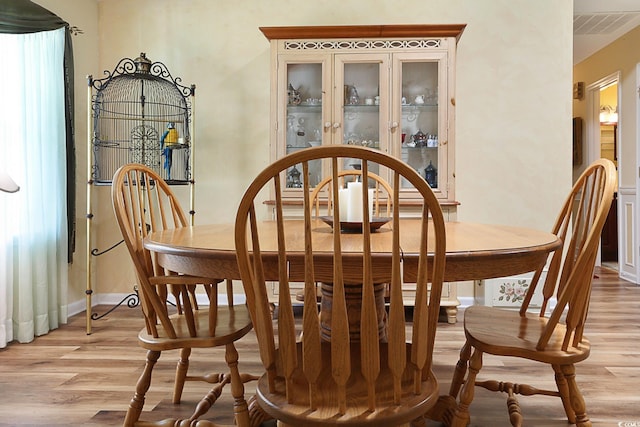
[
  {"xmin": 392, "ymin": 52, "xmax": 448, "ymax": 197},
  {"xmin": 279, "ymin": 56, "xmax": 330, "ymax": 189},
  {"xmin": 334, "ymin": 54, "xmax": 389, "ymax": 178},
  {"xmin": 277, "ymin": 50, "xmax": 450, "ymax": 199}
]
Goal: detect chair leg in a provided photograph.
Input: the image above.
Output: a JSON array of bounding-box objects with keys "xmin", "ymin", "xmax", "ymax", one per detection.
[
  {"xmin": 449, "ymin": 340, "xmax": 472, "ymax": 399},
  {"xmin": 424, "ymin": 341, "xmax": 472, "ymax": 425},
  {"xmin": 451, "ymin": 347, "xmax": 483, "ymax": 427},
  {"xmin": 560, "ymin": 364, "xmax": 592, "ymax": 427},
  {"xmin": 505, "ymin": 387, "xmax": 523, "ymax": 427},
  {"xmin": 553, "ymin": 364, "xmax": 575, "ymax": 423},
  {"xmin": 173, "ymin": 347, "xmax": 192, "ymax": 404},
  {"xmin": 184, "ymin": 374, "xmax": 231, "ymax": 424},
  {"xmin": 225, "ymin": 342, "xmax": 251, "ymax": 427},
  {"xmin": 247, "ymin": 394, "xmax": 273, "ymax": 427},
  {"xmin": 123, "ymin": 349, "xmax": 160, "ymax": 427}
]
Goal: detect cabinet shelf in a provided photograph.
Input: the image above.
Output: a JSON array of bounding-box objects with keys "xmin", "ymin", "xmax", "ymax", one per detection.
[
  {"xmin": 344, "ymin": 104, "xmax": 380, "ymax": 110},
  {"xmin": 401, "ymin": 146, "xmax": 438, "ymax": 150},
  {"xmin": 287, "ymin": 104, "xmax": 322, "ymax": 112},
  {"xmin": 402, "ymin": 104, "xmax": 438, "ymax": 110},
  {"xmin": 288, "ymin": 104, "xmax": 439, "ymax": 111}
]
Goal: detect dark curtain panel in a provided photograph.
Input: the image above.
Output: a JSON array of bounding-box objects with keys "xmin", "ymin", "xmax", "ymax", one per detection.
[{"xmin": 0, "ymin": 0, "xmax": 76, "ymax": 262}]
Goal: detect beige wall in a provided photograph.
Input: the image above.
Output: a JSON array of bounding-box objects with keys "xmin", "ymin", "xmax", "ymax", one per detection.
[
  {"xmin": 573, "ymin": 24, "xmax": 640, "ymax": 187},
  {"xmin": 600, "ymin": 84, "xmax": 617, "ymax": 109},
  {"xmin": 33, "ymin": 0, "xmax": 573, "ymax": 305}
]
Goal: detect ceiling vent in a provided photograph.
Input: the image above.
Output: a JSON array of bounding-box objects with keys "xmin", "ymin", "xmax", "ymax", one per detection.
[{"xmin": 574, "ymin": 12, "xmax": 640, "ymax": 34}]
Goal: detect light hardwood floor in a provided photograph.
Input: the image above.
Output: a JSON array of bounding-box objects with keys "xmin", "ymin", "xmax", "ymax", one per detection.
[{"xmin": 0, "ymin": 267, "xmax": 639, "ymax": 426}]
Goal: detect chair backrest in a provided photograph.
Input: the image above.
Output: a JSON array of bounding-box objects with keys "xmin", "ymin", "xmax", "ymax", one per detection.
[
  {"xmin": 309, "ymin": 170, "xmax": 393, "ymax": 218},
  {"xmin": 112, "ymin": 163, "xmax": 225, "ymax": 339},
  {"xmin": 519, "ymin": 158, "xmax": 617, "ymax": 351},
  {"xmin": 234, "ymin": 145, "xmax": 446, "ymax": 415}
]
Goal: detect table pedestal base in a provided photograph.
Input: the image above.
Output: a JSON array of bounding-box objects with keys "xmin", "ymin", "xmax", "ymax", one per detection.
[{"xmin": 319, "ymin": 282, "xmax": 388, "ymax": 342}]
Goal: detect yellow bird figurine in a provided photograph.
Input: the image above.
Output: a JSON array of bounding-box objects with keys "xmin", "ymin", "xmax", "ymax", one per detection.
[{"xmin": 160, "ymin": 122, "xmax": 179, "ymax": 179}]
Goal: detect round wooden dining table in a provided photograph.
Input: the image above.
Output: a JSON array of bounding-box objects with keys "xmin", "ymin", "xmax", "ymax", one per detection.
[
  {"xmin": 145, "ymin": 219, "xmax": 560, "ymax": 340},
  {"xmin": 144, "ymin": 219, "xmax": 560, "ymax": 287}
]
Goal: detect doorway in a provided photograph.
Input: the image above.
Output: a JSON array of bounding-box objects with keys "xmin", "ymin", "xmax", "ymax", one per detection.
[
  {"xmin": 585, "ymin": 72, "xmax": 620, "ymax": 272},
  {"xmin": 598, "ymin": 83, "xmax": 618, "ymax": 269}
]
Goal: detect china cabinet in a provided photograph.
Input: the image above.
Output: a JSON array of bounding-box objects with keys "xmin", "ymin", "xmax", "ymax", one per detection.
[{"xmin": 260, "ymin": 25, "xmax": 465, "ymax": 322}]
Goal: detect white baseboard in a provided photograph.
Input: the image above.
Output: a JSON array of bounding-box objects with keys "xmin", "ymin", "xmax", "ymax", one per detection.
[
  {"xmin": 70, "ymin": 294, "xmax": 471, "ymax": 317},
  {"xmin": 457, "ymin": 296, "xmax": 474, "ymax": 309},
  {"xmin": 68, "ymin": 298, "xmax": 88, "ymax": 317},
  {"xmin": 620, "ymin": 270, "xmax": 638, "ymax": 284}
]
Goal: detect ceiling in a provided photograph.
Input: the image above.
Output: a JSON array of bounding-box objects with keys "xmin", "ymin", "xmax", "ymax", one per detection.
[{"xmin": 574, "ymin": 0, "xmax": 640, "ymax": 64}]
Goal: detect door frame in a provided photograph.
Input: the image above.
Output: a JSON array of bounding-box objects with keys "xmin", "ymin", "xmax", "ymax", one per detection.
[
  {"xmin": 585, "ymin": 71, "xmax": 621, "ymax": 269},
  {"xmin": 635, "ymin": 62, "xmax": 640, "ymax": 283}
]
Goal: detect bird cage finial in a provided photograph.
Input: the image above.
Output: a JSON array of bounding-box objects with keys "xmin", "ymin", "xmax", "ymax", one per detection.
[{"xmin": 135, "ymin": 53, "xmax": 152, "ymax": 74}]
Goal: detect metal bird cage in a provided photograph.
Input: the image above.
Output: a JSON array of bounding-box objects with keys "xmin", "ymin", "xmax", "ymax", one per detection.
[
  {"xmin": 85, "ymin": 53, "xmax": 197, "ymax": 334},
  {"xmin": 88, "ymin": 53, "xmax": 195, "ymax": 184}
]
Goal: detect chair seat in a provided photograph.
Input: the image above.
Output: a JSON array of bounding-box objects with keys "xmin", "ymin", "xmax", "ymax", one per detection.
[
  {"xmin": 255, "ymin": 341, "xmax": 439, "ymax": 427},
  {"xmin": 464, "ymin": 305, "xmax": 590, "ymax": 365},
  {"xmin": 138, "ymin": 305, "xmax": 253, "ymax": 350}
]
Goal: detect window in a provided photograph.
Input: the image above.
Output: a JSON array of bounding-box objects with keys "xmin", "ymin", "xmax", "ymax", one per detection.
[{"xmin": 0, "ymin": 28, "xmax": 69, "ymax": 347}]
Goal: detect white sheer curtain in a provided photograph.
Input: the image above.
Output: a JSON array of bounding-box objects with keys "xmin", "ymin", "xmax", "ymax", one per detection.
[{"xmin": 0, "ymin": 27, "xmax": 68, "ymax": 348}]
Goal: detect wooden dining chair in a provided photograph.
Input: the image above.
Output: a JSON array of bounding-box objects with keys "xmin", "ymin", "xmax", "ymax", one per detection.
[
  {"xmin": 234, "ymin": 145, "xmax": 446, "ymax": 426},
  {"xmin": 439, "ymin": 158, "xmax": 617, "ymax": 427},
  {"xmin": 111, "ymin": 163, "xmax": 255, "ymax": 427}
]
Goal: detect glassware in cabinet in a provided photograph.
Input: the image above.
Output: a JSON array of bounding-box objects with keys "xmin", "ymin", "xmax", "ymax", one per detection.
[
  {"xmin": 282, "ymin": 60, "xmax": 326, "ymax": 189},
  {"xmin": 394, "ymin": 54, "xmax": 447, "ymax": 196},
  {"xmin": 335, "ymin": 55, "xmax": 389, "ymax": 178}
]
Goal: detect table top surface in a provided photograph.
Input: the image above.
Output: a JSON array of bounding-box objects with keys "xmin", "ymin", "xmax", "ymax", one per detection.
[{"xmin": 144, "ymin": 219, "xmax": 561, "ymax": 282}]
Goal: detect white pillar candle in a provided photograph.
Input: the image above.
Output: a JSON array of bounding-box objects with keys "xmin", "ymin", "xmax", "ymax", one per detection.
[
  {"xmin": 347, "ymin": 182, "xmax": 363, "ymax": 222},
  {"xmin": 368, "ymin": 188, "xmax": 374, "ymax": 219},
  {"xmin": 338, "ymin": 188, "xmax": 349, "ymax": 222}
]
